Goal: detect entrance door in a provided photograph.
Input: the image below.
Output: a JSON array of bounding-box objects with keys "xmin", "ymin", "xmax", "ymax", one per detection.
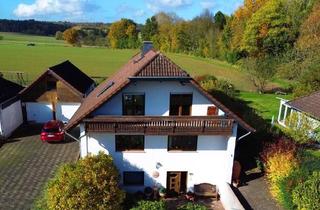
[{"xmin": 167, "ymin": 171, "xmax": 187, "ymax": 193}]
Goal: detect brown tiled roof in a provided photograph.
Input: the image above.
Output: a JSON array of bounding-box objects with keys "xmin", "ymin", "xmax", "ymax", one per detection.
[
  {"xmin": 65, "ymin": 50, "xmax": 255, "ymax": 132},
  {"xmin": 288, "ymin": 91, "xmax": 320, "ymax": 120},
  {"xmin": 135, "ymin": 54, "xmax": 190, "ymax": 77}
]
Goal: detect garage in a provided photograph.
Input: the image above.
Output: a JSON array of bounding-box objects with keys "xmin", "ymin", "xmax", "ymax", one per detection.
[{"xmin": 19, "ymin": 60, "xmax": 95, "ymax": 123}]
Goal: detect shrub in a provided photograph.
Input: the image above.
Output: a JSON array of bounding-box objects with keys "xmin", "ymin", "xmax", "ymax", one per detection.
[
  {"xmin": 196, "ymin": 74, "xmax": 237, "ymax": 97},
  {"xmin": 177, "ymin": 202, "xmax": 208, "ymax": 210},
  {"xmin": 43, "ymin": 152, "xmax": 125, "ymax": 210},
  {"xmin": 284, "ymin": 112, "xmax": 319, "ymax": 144},
  {"xmin": 292, "ymin": 171, "xmax": 320, "ymax": 210},
  {"xmin": 260, "ymin": 138, "xmax": 299, "ymax": 199},
  {"xmin": 131, "ymin": 200, "xmax": 166, "ymax": 210}
]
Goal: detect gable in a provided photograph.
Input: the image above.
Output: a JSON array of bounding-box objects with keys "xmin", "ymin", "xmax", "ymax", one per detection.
[{"xmin": 20, "ymin": 73, "xmax": 82, "ymax": 102}]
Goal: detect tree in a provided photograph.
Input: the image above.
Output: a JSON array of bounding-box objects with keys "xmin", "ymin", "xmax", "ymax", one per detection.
[
  {"xmin": 141, "ymin": 16, "xmax": 158, "ymax": 41},
  {"xmin": 41, "ymin": 152, "xmax": 125, "ymax": 210},
  {"xmin": 242, "ymin": 56, "xmax": 276, "ymax": 93},
  {"xmin": 214, "ymin": 11, "xmax": 226, "ymax": 30},
  {"xmin": 55, "ymin": 31, "xmax": 63, "ymax": 40},
  {"xmin": 296, "ymin": 1, "xmax": 320, "ymax": 50},
  {"xmin": 108, "ymin": 18, "xmax": 139, "ymax": 49},
  {"xmin": 242, "ymin": 0, "xmax": 296, "ymax": 57},
  {"xmin": 63, "ymin": 28, "xmax": 79, "ymax": 46}
]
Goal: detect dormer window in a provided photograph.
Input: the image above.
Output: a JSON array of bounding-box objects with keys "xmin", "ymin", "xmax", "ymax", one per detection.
[{"xmin": 123, "ymin": 94, "xmax": 145, "ymax": 115}]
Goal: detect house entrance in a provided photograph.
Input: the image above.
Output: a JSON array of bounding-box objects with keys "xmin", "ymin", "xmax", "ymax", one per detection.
[{"xmin": 167, "ymin": 171, "xmax": 187, "ymax": 193}]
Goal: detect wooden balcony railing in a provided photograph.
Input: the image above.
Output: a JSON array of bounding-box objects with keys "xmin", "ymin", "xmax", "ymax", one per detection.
[{"xmin": 84, "ymin": 116, "xmax": 234, "ymax": 135}]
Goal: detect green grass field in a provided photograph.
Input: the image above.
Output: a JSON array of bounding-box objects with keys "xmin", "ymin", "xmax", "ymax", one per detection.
[
  {"xmin": 0, "ymin": 32, "xmax": 291, "ymax": 120},
  {"xmin": 0, "ymin": 32, "xmax": 257, "ymax": 90}
]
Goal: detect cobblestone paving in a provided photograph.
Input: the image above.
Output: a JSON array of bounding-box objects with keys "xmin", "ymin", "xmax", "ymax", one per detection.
[
  {"xmin": 0, "ymin": 125, "xmax": 79, "ymax": 210},
  {"xmin": 236, "ymin": 169, "xmax": 283, "ymax": 210}
]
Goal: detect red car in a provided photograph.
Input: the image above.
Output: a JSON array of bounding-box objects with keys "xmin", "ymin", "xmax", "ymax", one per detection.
[{"xmin": 40, "ymin": 120, "xmax": 65, "ymax": 142}]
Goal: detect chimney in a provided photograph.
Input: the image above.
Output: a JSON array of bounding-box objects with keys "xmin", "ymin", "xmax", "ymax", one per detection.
[{"xmin": 142, "ymin": 41, "xmax": 153, "ymax": 55}]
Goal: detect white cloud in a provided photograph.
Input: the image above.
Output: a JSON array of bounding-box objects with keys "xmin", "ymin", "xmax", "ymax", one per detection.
[
  {"xmin": 146, "ymin": 0, "xmax": 192, "ymax": 12},
  {"xmin": 13, "ymin": 0, "xmax": 97, "ymax": 18},
  {"xmin": 134, "ymin": 10, "xmax": 146, "ymax": 17},
  {"xmin": 200, "ymin": 1, "xmax": 216, "ymax": 9}
]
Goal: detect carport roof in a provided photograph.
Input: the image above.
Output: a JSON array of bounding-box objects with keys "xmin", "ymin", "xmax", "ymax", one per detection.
[{"xmin": 0, "ymin": 77, "xmax": 24, "ymax": 104}]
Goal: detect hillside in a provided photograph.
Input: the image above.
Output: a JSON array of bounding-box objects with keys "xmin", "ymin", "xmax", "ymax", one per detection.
[{"xmin": 0, "ymin": 32, "xmax": 290, "ymax": 121}]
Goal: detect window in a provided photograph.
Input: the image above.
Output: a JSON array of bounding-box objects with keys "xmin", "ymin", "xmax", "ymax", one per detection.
[
  {"xmin": 123, "ymin": 94, "xmax": 145, "ymax": 115},
  {"xmin": 170, "ymin": 94, "xmax": 192, "ymax": 116},
  {"xmin": 168, "ymin": 136, "xmax": 197, "ymax": 151},
  {"xmin": 123, "ymin": 171, "xmax": 144, "ymax": 186},
  {"xmin": 115, "ymin": 135, "xmax": 144, "ymax": 151},
  {"xmin": 47, "ymin": 81, "xmax": 57, "ymax": 91}
]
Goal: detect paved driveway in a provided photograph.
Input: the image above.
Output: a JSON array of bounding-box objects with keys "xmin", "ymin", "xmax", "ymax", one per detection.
[
  {"xmin": 234, "ymin": 168, "xmax": 283, "ymax": 210},
  {"xmin": 0, "ymin": 125, "xmax": 79, "ymax": 210}
]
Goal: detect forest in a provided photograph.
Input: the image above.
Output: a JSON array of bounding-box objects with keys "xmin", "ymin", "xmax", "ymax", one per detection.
[{"xmin": 61, "ymin": 0, "xmax": 320, "ymax": 98}]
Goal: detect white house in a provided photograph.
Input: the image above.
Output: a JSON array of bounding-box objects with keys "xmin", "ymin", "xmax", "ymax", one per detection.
[
  {"xmin": 278, "ymin": 91, "xmax": 320, "ymax": 138},
  {"xmin": 66, "ymin": 45, "xmax": 255, "ymax": 194},
  {"xmin": 0, "ymin": 77, "xmax": 24, "ymax": 139},
  {"xmin": 19, "ymin": 61, "xmax": 95, "ymax": 123}
]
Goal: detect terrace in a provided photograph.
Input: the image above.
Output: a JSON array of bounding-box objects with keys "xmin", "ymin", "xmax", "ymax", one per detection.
[{"xmin": 84, "ymin": 116, "xmax": 234, "ymax": 135}]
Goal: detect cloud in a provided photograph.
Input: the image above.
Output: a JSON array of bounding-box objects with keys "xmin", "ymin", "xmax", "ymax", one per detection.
[
  {"xmin": 13, "ymin": 0, "xmax": 98, "ymax": 18},
  {"xmin": 115, "ymin": 4, "xmax": 146, "ymax": 19},
  {"xmin": 134, "ymin": 10, "xmax": 146, "ymax": 18},
  {"xmin": 146, "ymin": 0, "xmax": 192, "ymax": 12},
  {"xmin": 200, "ymin": 1, "xmax": 215, "ymax": 9}
]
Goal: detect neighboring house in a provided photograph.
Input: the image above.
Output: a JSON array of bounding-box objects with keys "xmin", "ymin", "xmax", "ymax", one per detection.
[
  {"xmin": 278, "ymin": 91, "xmax": 320, "ymax": 134},
  {"xmin": 19, "ymin": 60, "xmax": 95, "ymax": 123},
  {"xmin": 0, "ymin": 77, "xmax": 24, "ymax": 139},
  {"xmin": 66, "ymin": 45, "xmax": 255, "ymax": 193}
]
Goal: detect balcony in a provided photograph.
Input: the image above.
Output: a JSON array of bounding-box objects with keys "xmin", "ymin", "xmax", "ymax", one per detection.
[{"xmin": 84, "ymin": 116, "xmax": 234, "ymax": 135}]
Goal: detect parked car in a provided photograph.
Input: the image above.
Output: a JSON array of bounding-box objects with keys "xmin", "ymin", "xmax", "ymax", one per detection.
[{"xmin": 40, "ymin": 120, "xmax": 65, "ymax": 142}]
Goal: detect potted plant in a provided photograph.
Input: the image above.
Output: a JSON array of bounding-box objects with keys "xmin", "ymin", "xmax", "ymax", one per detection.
[{"xmin": 159, "ymin": 187, "xmax": 166, "ymax": 197}]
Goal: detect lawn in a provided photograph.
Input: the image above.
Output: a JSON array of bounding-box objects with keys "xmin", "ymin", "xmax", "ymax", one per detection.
[
  {"xmin": 0, "ymin": 32, "xmax": 259, "ymax": 90},
  {"xmin": 238, "ymin": 92, "xmax": 293, "ymax": 121},
  {"xmin": 0, "ymin": 32, "xmax": 292, "ymax": 121}
]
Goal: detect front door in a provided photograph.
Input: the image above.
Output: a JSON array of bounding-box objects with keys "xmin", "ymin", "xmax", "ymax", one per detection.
[{"xmin": 167, "ymin": 171, "xmax": 187, "ymax": 193}]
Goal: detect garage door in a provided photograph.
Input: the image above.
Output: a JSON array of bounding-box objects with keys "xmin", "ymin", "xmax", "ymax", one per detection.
[
  {"xmin": 26, "ymin": 102, "xmax": 53, "ymax": 123},
  {"xmin": 56, "ymin": 103, "xmax": 80, "ymax": 122}
]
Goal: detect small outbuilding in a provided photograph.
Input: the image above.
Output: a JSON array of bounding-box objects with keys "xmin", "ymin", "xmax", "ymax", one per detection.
[
  {"xmin": 20, "ymin": 60, "xmax": 95, "ymax": 123},
  {"xmin": 0, "ymin": 77, "xmax": 24, "ymax": 139}
]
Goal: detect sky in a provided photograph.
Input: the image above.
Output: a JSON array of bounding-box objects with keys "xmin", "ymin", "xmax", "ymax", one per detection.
[{"xmin": 0, "ymin": 0, "xmax": 244, "ymax": 23}]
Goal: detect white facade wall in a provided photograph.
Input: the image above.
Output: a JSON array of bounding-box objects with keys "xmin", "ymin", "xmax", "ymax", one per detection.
[
  {"xmin": 0, "ymin": 100, "xmax": 23, "ymax": 138},
  {"xmin": 80, "ymin": 80, "xmax": 237, "ymax": 192},
  {"xmin": 56, "ymin": 103, "xmax": 80, "ymax": 122},
  {"xmin": 80, "ymin": 124, "xmax": 237, "ymax": 192},
  {"xmin": 94, "ymin": 81, "xmax": 225, "ymax": 116}
]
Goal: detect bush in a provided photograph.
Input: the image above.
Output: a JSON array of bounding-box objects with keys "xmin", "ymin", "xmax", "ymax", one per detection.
[
  {"xmin": 177, "ymin": 202, "xmax": 208, "ymax": 210},
  {"xmin": 0, "ymin": 35, "xmax": 3, "ymax": 40},
  {"xmin": 196, "ymin": 74, "xmax": 237, "ymax": 97},
  {"xmin": 284, "ymin": 112, "xmax": 319, "ymax": 144},
  {"xmin": 292, "ymin": 171, "xmax": 320, "ymax": 210},
  {"xmin": 40, "ymin": 152, "xmax": 125, "ymax": 210},
  {"xmin": 131, "ymin": 200, "xmax": 166, "ymax": 210},
  {"xmin": 260, "ymin": 138, "xmax": 299, "ymax": 199}
]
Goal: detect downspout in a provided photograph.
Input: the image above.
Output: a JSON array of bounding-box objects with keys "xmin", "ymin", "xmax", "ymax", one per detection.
[{"xmin": 237, "ymin": 131, "xmax": 252, "ymax": 141}]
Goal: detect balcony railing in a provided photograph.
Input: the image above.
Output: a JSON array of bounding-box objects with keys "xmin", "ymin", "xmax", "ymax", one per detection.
[{"xmin": 84, "ymin": 116, "xmax": 234, "ymax": 135}]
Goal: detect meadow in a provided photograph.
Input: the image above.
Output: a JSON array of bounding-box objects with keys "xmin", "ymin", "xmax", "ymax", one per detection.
[{"xmin": 0, "ymin": 32, "xmax": 291, "ymax": 121}]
